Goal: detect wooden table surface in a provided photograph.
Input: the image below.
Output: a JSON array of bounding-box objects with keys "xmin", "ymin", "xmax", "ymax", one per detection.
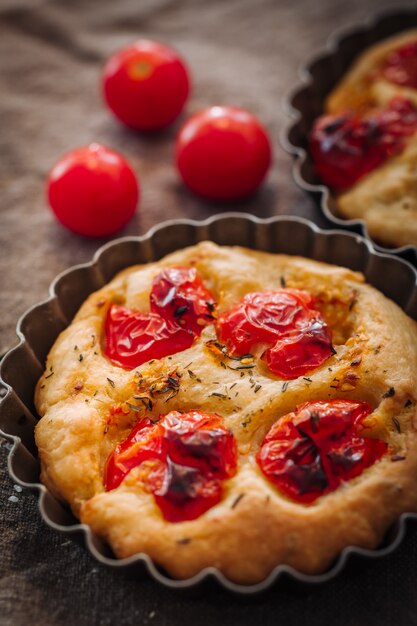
[{"xmin": 1, "ymin": 1, "xmax": 417, "ymax": 625}]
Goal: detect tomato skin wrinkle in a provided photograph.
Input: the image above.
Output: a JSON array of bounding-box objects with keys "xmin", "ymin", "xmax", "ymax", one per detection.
[
  {"xmin": 217, "ymin": 288, "xmax": 333, "ymax": 379},
  {"xmin": 257, "ymin": 400, "xmax": 387, "ymax": 504},
  {"xmin": 104, "ymin": 410, "xmax": 237, "ymax": 522},
  {"xmin": 310, "ymin": 97, "xmax": 417, "ymax": 190},
  {"xmin": 104, "ymin": 267, "xmax": 216, "ymax": 369},
  {"xmin": 150, "ymin": 267, "xmax": 216, "ymax": 334},
  {"xmin": 47, "ymin": 143, "xmax": 139, "ymax": 238},
  {"xmin": 175, "ymin": 105, "xmax": 271, "ymax": 200},
  {"xmin": 104, "ymin": 306, "xmax": 193, "ymax": 369},
  {"xmin": 103, "ymin": 39, "xmax": 190, "ymax": 131}
]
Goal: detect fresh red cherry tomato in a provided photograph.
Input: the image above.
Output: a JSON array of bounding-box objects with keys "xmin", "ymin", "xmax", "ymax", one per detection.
[
  {"xmin": 217, "ymin": 289, "xmax": 333, "ymax": 379},
  {"xmin": 105, "ymin": 410, "xmax": 237, "ymax": 522},
  {"xmin": 47, "ymin": 143, "xmax": 139, "ymax": 237},
  {"xmin": 175, "ymin": 106, "xmax": 272, "ymax": 200},
  {"xmin": 257, "ymin": 400, "xmax": 387, "ymax": 504},
  {"xmin": 102, "ymin": 39, "xmax": 190, "ymax": 131}
]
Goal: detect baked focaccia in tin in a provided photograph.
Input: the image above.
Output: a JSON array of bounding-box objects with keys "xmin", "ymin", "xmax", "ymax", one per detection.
[
  {"xmin": 310, "ymin": 29, "xmax": 417, "ymax": 248},
  {"xmin": 35, "ymin": 242, "xmax": 417, "ymax": 584}
]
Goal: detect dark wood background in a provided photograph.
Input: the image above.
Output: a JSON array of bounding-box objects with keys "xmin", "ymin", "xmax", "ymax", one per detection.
[{"xmin": 1, "ymin": 1, "xmax": 417, "ymax": 624}]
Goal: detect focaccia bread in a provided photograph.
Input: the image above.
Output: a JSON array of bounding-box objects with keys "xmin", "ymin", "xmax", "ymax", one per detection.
[
  {"xmin": 35, "ymin": 242, "xmax": 417, "ymax": 584},
  {"xmin": 326, "ymin": 29, "xmax": 417, "ymax": 114},
  {"xmin": 310, "ymin": 29, "xmax": 417, "ymax": 248},
  {"xmin": 337, "ymin": 140, "xmax": 417, "ymax": 248}
]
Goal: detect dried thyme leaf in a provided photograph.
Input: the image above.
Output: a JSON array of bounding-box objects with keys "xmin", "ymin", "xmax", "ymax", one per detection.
[
  {"xmin": 177, "ymin": 537, "xmax": 192, "ymax": 545},
  {"xmin": 126, "ymin": 402, "xmax": 143, "ymax": 413},
  {"xmin": 310, "ymin": 411, "xmax": 320, "ymax": 433},
  {"xmin": 392, "ymin": 417, "xmax": 401, "ymax": 433},
  {"xmin": 132, "ymin": 396, "xmax": 153, "ymax": 411},
  {"xmin": 231, "ymin": 493, "xmax": 245, "ymax": 509},
  {"xmin": 174, "ymin": 305, "xmax": 188, "ymax": 318}
]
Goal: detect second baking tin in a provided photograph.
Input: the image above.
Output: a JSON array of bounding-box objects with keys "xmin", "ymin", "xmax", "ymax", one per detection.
[
  {"xmin": 283, "ymin": 6, "xmax": 417, "ymax": 265},
  {"xmin": 1, "ymin": 213, "xmax": 417, "ymax": 594}
]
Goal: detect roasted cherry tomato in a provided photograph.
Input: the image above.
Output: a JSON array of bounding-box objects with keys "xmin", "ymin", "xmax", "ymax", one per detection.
[
  {"xmin": 175, "ymin": 106, "xmax": 271, "ymax": 200},
  {"xmin": 105, "ymin": 410, "xmax": 237, "ymax": 522},
  {"xmin": 104, "ymin": 266, "xmax": 216, "ymax": 369},
  {"xmin": 102, "ymin": 40, "xmax": 190, "ymax": 131},
  {"xmin": 104, "ymin": 305, "xmax": 193, "ymax": 369},
  {"xmin": 257, "ymin": 400, "xmax": 387, "ymax": 504},
  {"xmin": 382, "ymin": 40, "xmax": 417, "ymax": 89},
  {"xmin": 47, "ymin": 143, "xmax": 139, "ymax": 237},
  {"xmin": 150, "ymin": 266, "xmax": 216, "ymax": 333},
  {"xmin": 216, "ymin": 289, "xmax": 333, "ymax": 379},
  {"xmin": 310, "ymin": 97, "xmax": 417, "ymax": 190}
]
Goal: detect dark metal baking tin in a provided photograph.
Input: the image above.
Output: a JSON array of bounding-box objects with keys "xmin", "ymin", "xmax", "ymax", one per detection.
[
  {"xmin": 282, "ymin": 6, "xmax": 417, "ymax": 266},
  {"xmin": 1, "ymin": 213, "xmax": 417, "ymax": 595}
]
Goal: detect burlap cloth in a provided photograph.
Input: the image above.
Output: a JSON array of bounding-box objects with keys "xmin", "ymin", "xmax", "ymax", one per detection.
[{"xmin": 2, "ymin": 1, "xmax": 417, "ymax": 624}]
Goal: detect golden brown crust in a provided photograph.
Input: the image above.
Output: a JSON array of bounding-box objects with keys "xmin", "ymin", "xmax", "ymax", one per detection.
[
  {"xmin": 34, "ymin": 242, "xmax": 417, "ymax": 584},
  {"xmin": 326, "ymin": 29, "xmax": 417, "ymax": 115},
  {"xmin": 337, "ymin": 137, "xmax": 417, "ymax": 247},
  {"xmin": 324, "ymin": 29, "xmax": 417, "ymax": 247}
]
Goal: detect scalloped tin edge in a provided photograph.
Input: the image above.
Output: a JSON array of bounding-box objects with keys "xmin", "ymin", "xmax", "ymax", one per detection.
[
  {"xmin": 281, "ymin": 5, "xmax": 417, "ymax": 265},
  {"xmin": 2, "ymin": 213, "xmax": 417, "ymax": 595}
]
